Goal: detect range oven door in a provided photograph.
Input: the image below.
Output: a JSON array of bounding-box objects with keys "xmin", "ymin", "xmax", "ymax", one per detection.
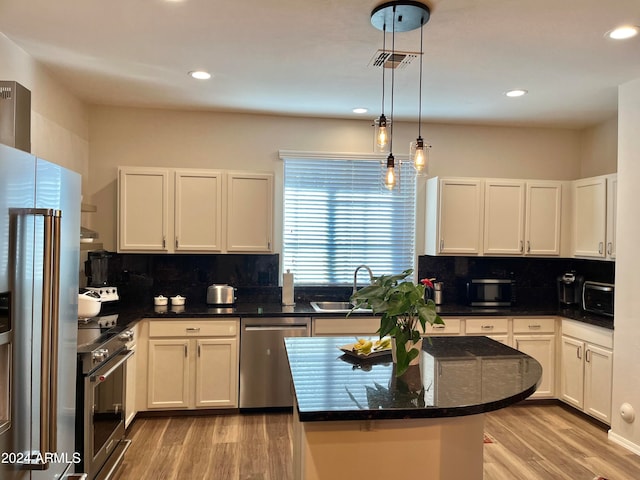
[{"xmin": 81, "ymin": 349, "xmax": 132, "ymax": 480}]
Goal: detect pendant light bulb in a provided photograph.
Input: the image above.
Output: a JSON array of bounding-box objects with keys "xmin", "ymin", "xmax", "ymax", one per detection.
[
  {"xmin": 413, "ymin": 136, "xmax": 426, "ymax": 173},
  {"xmin": 376, "ymin": 114, "xmax": 389, "ymax": 151},
  {"xmin": 384, "ymin": 154, "xmax": 396, "ymax": 190}
]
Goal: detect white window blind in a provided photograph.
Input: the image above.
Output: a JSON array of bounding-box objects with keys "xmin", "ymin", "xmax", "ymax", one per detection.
[{"xmin": 283, "ymin": 155, "xmax": 416, "ymax": 285}]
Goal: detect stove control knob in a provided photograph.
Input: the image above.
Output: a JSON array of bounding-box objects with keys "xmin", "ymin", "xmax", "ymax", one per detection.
[
  {"xmin": 92, "ymin": 348, "xmax": 109, "ymax": 362},
  {"xmin": 119, "ymin": 330, "xmax": 134, "ymax": 342}
]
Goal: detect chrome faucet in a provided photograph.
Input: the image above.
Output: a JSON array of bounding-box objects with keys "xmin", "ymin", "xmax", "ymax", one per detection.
[{"xmin": 352, "ymin": 264, "xmax": 374, "ymax": 297}]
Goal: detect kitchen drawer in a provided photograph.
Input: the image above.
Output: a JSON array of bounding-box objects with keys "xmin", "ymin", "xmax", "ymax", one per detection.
[
  {"xmin": 148, "ymin": 319, "xmax": 238, "ymax": 338},
  {"xmin": 513, "ymin": 317, "xmax": 556, "ymax": 334},
  {"xmin": 465, "ymin": 317, "xmax": 509, "ymax": 334},
  {"xmin": 424, "ymin": 318, "xmax": 461, "ymax": 335}
]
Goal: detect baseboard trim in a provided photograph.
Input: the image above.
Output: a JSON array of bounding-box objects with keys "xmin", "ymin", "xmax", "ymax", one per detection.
[{"xmin": 608, "ymin": 430, "xmax": 640, "ymax": 455}]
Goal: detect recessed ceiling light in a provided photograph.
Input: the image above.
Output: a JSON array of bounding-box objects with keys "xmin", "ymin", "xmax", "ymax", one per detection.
[
  {"xmin": 188, "ymin": 70, "xmax": 212, "ymax": 80},
  {"xmin": 607, "ymin": 25, "xmax": 640, "ymax": 40},
  {"xmin": 352, "ymin": 108, "xmax": 368, "ymax": 114},
  {"xmin": 505, "ymin": 89, "xmax": 528, "ymax": 98}
]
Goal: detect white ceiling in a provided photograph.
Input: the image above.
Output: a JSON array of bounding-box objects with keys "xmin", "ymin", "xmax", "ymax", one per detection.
[{"xmin": 1, "ymin": 0, "xmax": 639, "ymax": 128}]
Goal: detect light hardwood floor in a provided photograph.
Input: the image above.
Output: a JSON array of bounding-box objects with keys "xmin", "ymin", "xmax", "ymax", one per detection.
[{"xmin": 115, "ymin": 404, "xmax": 640, "ymax": 480}]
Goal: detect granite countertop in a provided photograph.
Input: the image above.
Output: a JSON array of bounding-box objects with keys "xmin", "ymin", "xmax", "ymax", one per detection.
[
  {"xmin": 284, "ymin": 335, "xmax": 542, "ymax": 422},
  {"xmin": 100, "ymin": 301, "xmax": 613, "ymax": 331}
]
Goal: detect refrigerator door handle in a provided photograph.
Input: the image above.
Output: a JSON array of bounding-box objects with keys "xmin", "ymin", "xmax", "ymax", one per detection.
[{"xmin": 11, "ymin": 207, "xmax": 62, "ymax": 468}]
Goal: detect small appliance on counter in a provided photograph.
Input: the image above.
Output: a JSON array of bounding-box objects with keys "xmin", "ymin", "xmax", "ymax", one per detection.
[
  {"xmin": 557, "ymin": 272, "xmax": 584, "ymax": 306},
  {"xmin": 207, "ymin": 284, "xmax": 236, "ymax": 305},
  {"xmin": 84, "ymin": 250, "xmax": 119, "ymax": 302},
  {"xmin": 465, "ymin": 278, "xmax": 516, "ymax": 307},
  {"xmin": 582, "ymin": 281, "xmax": 614, "ymax": 317}
]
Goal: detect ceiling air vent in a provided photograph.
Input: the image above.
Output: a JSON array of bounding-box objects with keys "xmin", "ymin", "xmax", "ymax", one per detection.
[{"xmin": 369, "ymin": 49, "xmax": 420, "ymax": 69}]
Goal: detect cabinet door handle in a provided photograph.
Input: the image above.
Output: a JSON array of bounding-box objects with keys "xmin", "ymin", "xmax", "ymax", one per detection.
[
  {"xmin": 198, "ymin": 344, "xmax": 201, "ymax": 357},
  {"xmin": 577, "ymin": 346, "xmax": 582, "ymax": 359},
  {"xmin": 598, "ymin": 242, "xmax": 604, "ymax": 254},
  {"xmin": 520, "ymin": 241, "xmax": 524, "ymax": 253},
  {"xmin": 176, "ymin": 237, "xmax": 179, "ymax": 248},
  {"xmin": 481, "ymin": 325, "xmax": 494, "ymax": 330},
  {"xmin": 585, "ymin": 349, "xmax": 591, "ymax": 363},
  {"xmin": 607, "ymin": 242, "xmax": 612, "ymax": 255},
  {"xmin": 440, "ymin": 239, "xmax": 444, "ymax": 251},
  {"xmin": 184, "ymin": 345, "xmax": 188, "ymax": 357},
  {"xmin": 162, "ymin": 236, "xmax": 166, "ymax": 249},
  {"xmin": 527, "ymin": 241, "xmax": 531, "ymax": 253}
]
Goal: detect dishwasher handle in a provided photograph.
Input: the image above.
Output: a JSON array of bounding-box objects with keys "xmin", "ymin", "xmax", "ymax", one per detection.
[{"xmin": 244, "ymin": 325, "xmax": 309, "ymax": 332}]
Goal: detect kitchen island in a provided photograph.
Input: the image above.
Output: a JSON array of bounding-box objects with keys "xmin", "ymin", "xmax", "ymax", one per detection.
[{"xmin": 285, "ymin": 335, "xmax": 542, "ymax": 480}]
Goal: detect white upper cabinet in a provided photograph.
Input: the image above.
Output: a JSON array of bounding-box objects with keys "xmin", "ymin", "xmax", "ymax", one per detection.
[
  {"xmin": 483, "ymin": 180, "xmax": 562, "ymax": 256},
  {"xmin": 572, "ymin": 174, "xmax": 615, "ymax": 259},
  {"xmin": 226, "ymin": 171, "xmax": 273, "ymax": 252},
  {"xmin": 426, "ymin": 177, "xmax": 484, "ymax": 255},
  {"xmin": 174, "ymin": 169, "xmax": 223, "ymax": 252},
  {"xmin": 483, "ymin": 180, "xmax": 525, "ymax": 255},
  {"xmin": 118, "ymin": 167, "xmax": 169, "ymax": 251},
  {"xmin": 118, "ymin": 167, "xmax": 273, "ymax": 253},
  {"xmin": 524, "ymin": 181, "xmax": 562, "ymax": 255}
]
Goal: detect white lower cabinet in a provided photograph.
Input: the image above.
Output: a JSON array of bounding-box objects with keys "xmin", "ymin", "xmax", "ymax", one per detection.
[
  {"xmin": 560, "ymin": 319, "xmax": 613, "ymax": 424},
  {"xmin": 144, "ymin": 319, "xmax": 239, "ymax": 410},
  {"xmin": 512, "ymin": 317, "xmax": 556, "ymax": 399}
]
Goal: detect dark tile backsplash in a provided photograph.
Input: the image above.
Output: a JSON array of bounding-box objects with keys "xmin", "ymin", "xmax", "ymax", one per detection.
[
  {"xmin": 418, "ymin": 255, "xmax": 615, "ymax": 308},
  {"xmin": 97, "ymin": 252, "xmax": 615, "ymax": 309},
  {"xmin": 102, "ymin": 253, "xmax": 280, "ymax": 306}
]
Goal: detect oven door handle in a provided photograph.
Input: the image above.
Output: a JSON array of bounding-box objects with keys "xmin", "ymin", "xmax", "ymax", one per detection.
[{"xmin": 90, "ymin": 350, "xmax": 134, "ymax": 383}]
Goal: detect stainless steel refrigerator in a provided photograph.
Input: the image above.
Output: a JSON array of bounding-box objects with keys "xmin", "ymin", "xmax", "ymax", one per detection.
[{"xmin": 0, "ymin": 143, "xmax": 81, "ymax": 479}]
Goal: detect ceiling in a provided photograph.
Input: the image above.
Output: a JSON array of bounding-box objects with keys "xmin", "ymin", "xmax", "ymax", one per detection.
[{"xmin": 1, "ymin": 0, "xmax": 639, "ymax": 129}]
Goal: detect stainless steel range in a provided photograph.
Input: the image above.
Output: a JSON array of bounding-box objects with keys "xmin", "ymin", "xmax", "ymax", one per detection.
[{"xmin": 76, "ymin": 295, "xmax": 134, "ymax": 480}]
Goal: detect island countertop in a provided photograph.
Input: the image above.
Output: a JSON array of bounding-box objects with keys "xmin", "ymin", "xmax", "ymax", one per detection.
[{"xmin": 285, "ymin": 335, "xmax": 542, "ymax": 422}]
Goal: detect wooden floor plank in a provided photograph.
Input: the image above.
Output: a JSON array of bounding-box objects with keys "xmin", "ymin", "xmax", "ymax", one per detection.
[{"xmin": 114, "ymin": 405, "xmax": 640, "ymax": 480}]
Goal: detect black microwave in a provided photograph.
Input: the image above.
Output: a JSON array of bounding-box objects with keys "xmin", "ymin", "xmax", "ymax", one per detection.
[
  {"xmin": 582, "ymin": 281, "xmax": 614, "ymax": 317},
  {"xmin": 466, "ymin": 279, "xmax": 516, "ymax": 307}
]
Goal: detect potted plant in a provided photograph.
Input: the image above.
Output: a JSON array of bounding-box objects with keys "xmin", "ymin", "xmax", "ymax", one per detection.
[{"xmin": 350, "ymin": 269, "xmax": 444, "ymax": 376}]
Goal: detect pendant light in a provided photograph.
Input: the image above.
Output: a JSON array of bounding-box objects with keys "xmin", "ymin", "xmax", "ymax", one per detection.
[
  {"xmin": 375, "ymin": 24, "xmax": 390, "ymax": 152},
  {"xmin": 411, "ymin": 11, "xmax": 428, "ymax": 174},
  {"xmin": 370, "ymin": 1, "xmax": 431, "ymax": 188}
]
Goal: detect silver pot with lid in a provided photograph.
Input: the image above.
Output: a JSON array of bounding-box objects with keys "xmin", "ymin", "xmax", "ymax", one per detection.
[{"xmin": 206, "ymin": 284, "xmax": 236, "ymax": 305}]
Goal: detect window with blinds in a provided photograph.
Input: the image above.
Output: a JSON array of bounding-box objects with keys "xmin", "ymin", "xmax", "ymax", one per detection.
[{"xmin": 283, "ymin": 156, "xmax": 417, "ymax": 285}]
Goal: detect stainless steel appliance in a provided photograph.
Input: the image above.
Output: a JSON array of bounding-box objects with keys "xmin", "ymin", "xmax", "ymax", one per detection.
[
  {"xmin": 0, "ymin": 81, "xmax": 31, "ymax": 153},
  {"xmin": 557, "ymin": 272, "xmax": 584, "ymax": 305},
  {"xmin": 76, "ymin": 314, "xmax": 133, "ymax": 480},
  {"xmin": 465, "ymin": 278, "xmax": 516, "ymax": 307},
  {"xmin": 239, "ymin": 317, "xmax": 310, "ymax": 408},
  {"xmin": 582, "ymin": 281, "xmax": 614, "ymax": 317},
  {"xmin": 0, "ymin": 143, "xmax": 81, "ymax": 479},
  {"xmin": 206, "ymin": 284, "xmax": 236, "ymax": 305},
  {"xmin": 84, "ymin": 250, "xmax": 112, "ymax": 287}
]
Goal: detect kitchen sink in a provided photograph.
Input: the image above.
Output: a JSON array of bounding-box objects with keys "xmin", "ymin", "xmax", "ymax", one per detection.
[{"xmin": 310, "ymin": 301, "xmax": 372, "ymax": 313}]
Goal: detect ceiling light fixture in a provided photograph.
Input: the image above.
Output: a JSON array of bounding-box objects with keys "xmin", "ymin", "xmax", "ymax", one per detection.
[
  {"xmin": 607, "ymin": 25, "xmax": 640, "ymax": 40},
  {"xmin": 353, "ymin": 107, "xmax": 369, "ymax": 114},
  {"xmin": 411, "ymin": 9, "xmax": 429, "ymax": 175},
  {"xmin": 371, "ymin": 1, "xmax": 431, "ymax": 190},
  {"xmin": 505, "ymin": 89, "xmax": 528, "ymax": 97},
  {"xmin": 188, "ymin": 70, "xmax": 212, "ymax": 80}
]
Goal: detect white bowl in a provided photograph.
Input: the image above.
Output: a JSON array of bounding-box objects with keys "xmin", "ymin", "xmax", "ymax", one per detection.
[
  {"xmin": 171, "ymin": 295, "xmax": 186, "ymax": 306},
  {"xmin": 78, "ymin": 291, "xmax": 101, "ymax": 318}
]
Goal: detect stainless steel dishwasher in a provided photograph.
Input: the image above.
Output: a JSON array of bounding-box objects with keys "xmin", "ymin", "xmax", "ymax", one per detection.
[{"xmin": 239, "ymin": 317, "xmax": 311, "ymax": 408}]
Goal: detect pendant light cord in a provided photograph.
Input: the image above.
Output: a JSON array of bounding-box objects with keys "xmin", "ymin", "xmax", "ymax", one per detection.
[
  {"xmin": 389, "ymin": 5, "xmax": 396, "ymax": 154},
  {"xmin": 418, "ymin": 17, "xmax": 424, "ymax": 138}
]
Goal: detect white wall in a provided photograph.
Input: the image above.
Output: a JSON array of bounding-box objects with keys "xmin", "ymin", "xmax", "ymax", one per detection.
[
  {"xmin": 87, "ymin": 105, "xmax": 583, "ymax": 251},
  {"xmin": 580, "ymin": 116, "xmax": 618, "ymax": 177},
  {"xmin": 609, "ymin": 78, "xmax": 640, "ymax": 454},
  {"xmin": 0, "ymin": 33, "xmax": 89, "ymax": 187}
]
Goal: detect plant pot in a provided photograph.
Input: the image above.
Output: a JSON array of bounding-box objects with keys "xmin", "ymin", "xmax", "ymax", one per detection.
[{"xmin": 391, "ymin": 337, "xmax": 423, "ymax": 366}]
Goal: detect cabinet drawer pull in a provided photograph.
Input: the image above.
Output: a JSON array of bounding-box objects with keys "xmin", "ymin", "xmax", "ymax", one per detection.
[
  {"xmin": 432, "ymin": 324, "xmax": 445, "ymax": 330},
  {"xmin": 481, "ymin": 325, "xmax": 494, "ymax": 330},
  {"xmin": 528, "ymin": 324, "xmax": 541, "ymax": 329},
  {"xmin": 186, "ymin": 327, "xmax": 200, "ymax": 333}
]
